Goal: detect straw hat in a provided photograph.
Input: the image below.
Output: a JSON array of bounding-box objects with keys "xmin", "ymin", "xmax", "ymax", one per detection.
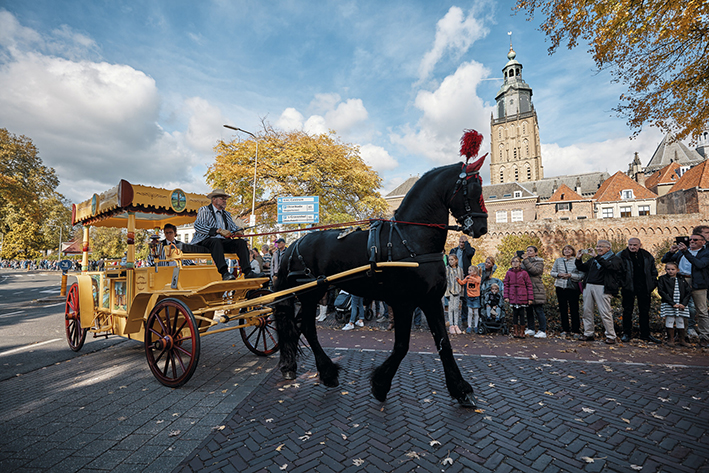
[{"xmin": 207, "ymin": 189, "xmax": 231, "ymax": 199}]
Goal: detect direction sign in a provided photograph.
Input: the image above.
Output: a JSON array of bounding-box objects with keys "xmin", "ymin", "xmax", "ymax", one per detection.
[
  {"xmin": 59, "ymin": 260, "xmax": 73, "ymax": 271},
  {"xmin": 277, "ymin": 196, "xmax": 319, "ymax": 224}
]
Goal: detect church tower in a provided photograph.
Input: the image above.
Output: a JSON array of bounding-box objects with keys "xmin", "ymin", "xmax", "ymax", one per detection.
[{"xmin": 489, "ymin": 44, "xmax": 544, "ymax": 184}]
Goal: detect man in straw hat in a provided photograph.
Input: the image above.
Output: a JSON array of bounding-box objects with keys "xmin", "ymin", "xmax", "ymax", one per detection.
[{"xmin": 191, "ymin": 189, "xmax": 255, "ymax": 280}]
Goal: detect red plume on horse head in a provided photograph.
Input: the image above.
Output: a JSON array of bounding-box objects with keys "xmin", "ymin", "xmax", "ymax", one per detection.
[{"xmin": 460, "ymin": 129, "xmax": 487, "ymax": 173}]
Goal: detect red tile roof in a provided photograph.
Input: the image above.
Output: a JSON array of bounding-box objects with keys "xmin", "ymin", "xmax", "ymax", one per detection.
[
  {"xmin": 593, "ymin": 171, "xmax": 657, "ymax": 202},
  {"xmin": 546, "ymin": 184, "xmax": 585, "ymax": 202},
  {"xmin": 668, "ymin": 161, "xmax": 709, "ymax": 193},
  {"xmin": 644, "ymin": 162, "xmax": 681, "ymax": 190}
]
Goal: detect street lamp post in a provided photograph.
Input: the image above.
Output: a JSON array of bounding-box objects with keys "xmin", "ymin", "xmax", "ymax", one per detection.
[{"xmin": 223, "ymin": 125, "xmax": 258, "ymax": 229}]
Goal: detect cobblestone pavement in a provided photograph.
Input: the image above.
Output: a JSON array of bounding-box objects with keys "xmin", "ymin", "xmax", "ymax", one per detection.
[
  {"xmin": 0, "ymin": 332, "xmax": 278, "ymax": 472},
  {"xmin": 175, "ymin": 340, "xmax": 709, "ymax": 473}
]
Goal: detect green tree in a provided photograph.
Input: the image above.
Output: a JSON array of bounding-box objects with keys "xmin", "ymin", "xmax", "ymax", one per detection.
[
  {"xmin": 210, "ymin": 124, "xmax": 387, "ymax": 244},
  {"xmin": 516, "ymin": 0, "xmax": 709, "ymax": 141},
  {"xmin": 0, "ymin": 128, "xmax": 70, "ymax": 259}
]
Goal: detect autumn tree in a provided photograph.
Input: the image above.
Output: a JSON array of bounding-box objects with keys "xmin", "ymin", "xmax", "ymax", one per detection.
[
  {"xmin": 210, "ymin": 125, "xmax": 387, "ymax": 236},
  {"xmin": 0, "ymin": 128, "xmax": 71, "ymax": 259},
  {"xmin": 516, "ymin": 0, "xmax": 709, "ymax": 141}
]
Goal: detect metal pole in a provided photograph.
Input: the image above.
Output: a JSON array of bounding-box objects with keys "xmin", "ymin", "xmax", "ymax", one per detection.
[
  {"xmin": 58, "ymin": 226, "xmax": 62, "ymax": 260},
  {"xmin": 223, "ymin": 125, "xmax": 259, "ymax": 241}
]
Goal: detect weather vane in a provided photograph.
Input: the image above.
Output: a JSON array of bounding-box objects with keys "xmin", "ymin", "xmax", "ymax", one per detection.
[{"xmin": 508, "ymin": 31, "xmax": 512, "ymax": 48}]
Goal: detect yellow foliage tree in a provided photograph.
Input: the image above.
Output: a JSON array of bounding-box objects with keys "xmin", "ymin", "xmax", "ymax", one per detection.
[
  {"xmin": 516, "ymin": 0, "xmax": 709, "ymax": 141},
  {"xmin": 210, "ymin": 126, "xmax": 387, "ymax": 234}
]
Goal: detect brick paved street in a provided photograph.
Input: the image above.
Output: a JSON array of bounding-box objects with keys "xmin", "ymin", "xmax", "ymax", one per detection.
[
  {"xmin": 0, "ymin": 332, "xmax": 278, "ymax": 473},
  {"xmin": 175, "ymin": 340, "xmax": 709, "ymax": 473}
]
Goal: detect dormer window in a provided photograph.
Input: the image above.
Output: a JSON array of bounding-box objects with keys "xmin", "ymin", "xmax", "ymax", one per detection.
[
  {"xmin": 514, "ymin": 191, "xmax": 522, "ymax": 198},
  {"xmin": 621, "ymin": 189, "xmax": 634, "ymax": 200}
]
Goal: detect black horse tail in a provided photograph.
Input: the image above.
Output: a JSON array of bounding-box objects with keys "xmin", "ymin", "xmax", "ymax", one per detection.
[{"xmin": 274, "ymin": 262, "xmax": 301, "ymax": 379}]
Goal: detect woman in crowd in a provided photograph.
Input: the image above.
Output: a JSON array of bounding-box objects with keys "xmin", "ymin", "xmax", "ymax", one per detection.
[{"xmin": 550, "ymin": 245, "xmax": 584, "ymax": 337}]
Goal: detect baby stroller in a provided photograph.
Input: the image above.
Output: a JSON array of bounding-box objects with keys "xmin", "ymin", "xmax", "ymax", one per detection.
[
  {"xmin": 333, "ymin": 291, "xmax": 374, "ymax": 321},
  {"xmin": 478, "ymin": 277, "xmax": 509, "ymax": 335},
  {"xmin": 334, "ymin": 290, "xmax": 351, "ymax": 321}
]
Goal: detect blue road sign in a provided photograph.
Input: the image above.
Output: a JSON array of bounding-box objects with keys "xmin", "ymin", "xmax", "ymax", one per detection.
[{"xmin": 277, "ymin": 196, "xmax": 319, "ymax": 224}]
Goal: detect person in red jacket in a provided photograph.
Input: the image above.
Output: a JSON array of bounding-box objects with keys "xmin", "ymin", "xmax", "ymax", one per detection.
[{"xmin": 503, "ymin": 256, "xmax": 534, "ymax": 338}]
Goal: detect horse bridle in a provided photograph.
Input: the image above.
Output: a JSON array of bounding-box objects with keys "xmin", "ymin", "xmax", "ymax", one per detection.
[{"xmin": 451, "ymin": 163, "xmax": 488, "ymax": 234}]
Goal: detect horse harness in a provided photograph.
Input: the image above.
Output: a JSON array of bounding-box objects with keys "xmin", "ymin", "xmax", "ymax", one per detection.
[{"xmin": 451, "ymin": 163, "xmax": 487, "ymax": 235}]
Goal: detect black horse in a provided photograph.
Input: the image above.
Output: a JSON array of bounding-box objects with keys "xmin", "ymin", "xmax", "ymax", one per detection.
[{"xmin": 274, "ymin": 158, "xmax": 487, "ymax": 407}]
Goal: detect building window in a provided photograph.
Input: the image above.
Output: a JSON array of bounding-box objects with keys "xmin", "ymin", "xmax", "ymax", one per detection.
[
  {"xmin": 498, "ymin": 129, "xmax": 502, "ymax": 140},
  {"xmin": 524, "ymin": 140, "xmax": 529, "ymax": 157},
  {"xmin": 514, "ymin": 167, "xmax": 519, "ymax": 181},
  {"xmin": 576, "ymin": 216, "xmax": 587, "ymax": 220},
  {"xmin": 602, "ymin": 207, "xmax": 614, "ymax": 218},
  {"xmin": 620, "ymin": 206, "xmax": 632, "ymax": 217},
  {"xmin": 496, "ymin": 211, "xmax": 508, "ymax": 223},
  {"xmin": 488, "ymin": 195, "xmax": 497, "ymax": 199},
  {"xmin": 556, "ymin": 203, "xmax": 570, "ymax": 211},
  {"xmin": 638, "ymin": 205, "xmax": 650, "ymax": 216},
  {"xmin": 621, "ymin": 189, "xmax": 634, "ymax": 200},
  {"xmin": 513, "ymin": 190, "xmax": 522, "ymax": 198},
  {"xmin": 513, "ymin": 149, "xmax": 517, "ymax": 159},
  {"xmin": 526, "ymin": 163, "xmax": 531, "ymax": 180},
  {"xmin": 560, "ymin": 217, "xmax": 570, "ymax": 221},
  {"xmin": 499, "ymin": 167, "xmax": 505, "ymax": 183},
  {"xmin": 522, "ymin": 123, "xmax": 527, "ymax": 135},
  {"xmin": 511, "ymin": 209, "xmax": 523, "ymax": 222}
]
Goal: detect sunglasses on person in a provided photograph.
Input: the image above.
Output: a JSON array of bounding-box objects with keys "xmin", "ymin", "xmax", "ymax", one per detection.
[{"xmin": 690, "ymin": 237, "xmax": 705, "ymax": 242}]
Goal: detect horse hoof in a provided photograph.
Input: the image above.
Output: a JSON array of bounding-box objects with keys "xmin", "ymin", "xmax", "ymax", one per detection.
[
  {"xmin": 457, "ymin": 392, "xmax": 477, "ymax": 408},
  {"xmin": 371, "ymin": 385, "xmax": 388, "ymax": 402},
  {"xmin": 283, "ymin": 371, "xmax": 296, "ymax": 380},
  {"xmin": 321, "ymin": 376, "xmax": 339, "ymax": 388}
]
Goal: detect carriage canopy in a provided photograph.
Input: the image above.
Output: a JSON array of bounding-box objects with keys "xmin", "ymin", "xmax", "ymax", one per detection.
[{"xmin": 71, "ymin": 179, "xmax": 210, "ymax": 229}]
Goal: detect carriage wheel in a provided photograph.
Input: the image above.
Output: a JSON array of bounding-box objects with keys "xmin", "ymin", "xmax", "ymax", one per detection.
[
  {"xmin": 65, "ymin": 283, "xmax": 87, "ymax": 352},
  {"xmin": 144, "ymin": 298, "xmax": 200, "ymax": 388},
  {"xmin": 239, "ymin": 288, "xmax": 279, "ymax": 356}
]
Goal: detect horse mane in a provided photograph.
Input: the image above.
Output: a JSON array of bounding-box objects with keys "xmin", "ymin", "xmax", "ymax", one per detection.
[{"xmin": 393, "ymin": 163, "xmax": 460, "ymax": 220}]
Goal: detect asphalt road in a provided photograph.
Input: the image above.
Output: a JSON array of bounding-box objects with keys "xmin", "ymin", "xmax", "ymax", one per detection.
[{"xmin": 0, "ymin": 270, "xmax": 125, "ymax": 381}]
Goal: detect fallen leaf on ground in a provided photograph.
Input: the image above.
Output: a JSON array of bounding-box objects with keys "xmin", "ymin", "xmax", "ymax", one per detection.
[
  {"xmin": 582, "ymin": 407, "xmax": 595, "ymax": 413},
  {"xmin": 353, "ymin": 458, "xmax": 364, "ymax": 466},
  {"xmin": 430, "ymin": 440, "xmax": 441, "ymax": 447},
  {"xmin": 169, "ymin": 430, "xmax": 180, "ymax": 437},
  {"xmin": 582, "ymin": 457, "xmax": 594, "ymax": 463},
  {"xmin": 442, "ymin": 457, "xmax": 453, "ymax": 465},
  {"xmin": 276, "ymin": 444, "xmax": 284, "ymax": 451},
  {"xmin": 630, "ymin": 465, "xmax": 642, "ymax": 471},
  {"xmin": 279, "ymin": 464, "xmax": 287, "ymax": 470}
]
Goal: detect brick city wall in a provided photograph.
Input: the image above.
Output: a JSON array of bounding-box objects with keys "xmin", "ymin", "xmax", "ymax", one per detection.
[{"xmin": 448, "ymin": 213, "xmax": 709, "ymax": 259}]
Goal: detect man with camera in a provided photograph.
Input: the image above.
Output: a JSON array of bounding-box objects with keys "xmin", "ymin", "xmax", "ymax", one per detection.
[
  {"xmin": 575, "ymin": 240, "xmax": 623, "ymax": 344},
  {"xmin": 662, "ymin": 229, "xmax": 709, "ymax": 347},
  {"xmin": 618, "ymin": 238, "xmax": 659, "ymax": 343}
]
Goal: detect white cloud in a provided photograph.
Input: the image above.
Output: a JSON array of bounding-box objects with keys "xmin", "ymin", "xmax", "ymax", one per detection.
[
  {"xmin": 0, "ymin": 11, "xmax": 209, "ymax": 203},
  {"xmin": 325, "ymin": 98, "xmax": 368, "ymax": 133},
  {"xmin": 417, "ymin": 6, "xmax": 488, "ymax": 84},
  {"xmin": 308, "ymin": 93, "xmax": 341, "ymax": 115},
  {"xmin": 275, "ymin": 107, "xmax": 305, "ymax": 130},
  {"xmin": 391, "ymin": 61, "xmax": 493, "ymax": 164},
  {"xmin": 303, "ymin": 115, "xmax": 328, "ymax": 135},
  {"xmin": 184, "ymin": 97, "xmax": 227, "ymax": 154},
  {"xmin": 360, "ymin": 144, "xmax": 398, "ymax": 171},
  {"xmin": 278, "ymin": 95, "xmax": 370, "ymax": 136},
  {"xmin": 541, "ymin": 127, "xmax": 665, "ymax": 178}
]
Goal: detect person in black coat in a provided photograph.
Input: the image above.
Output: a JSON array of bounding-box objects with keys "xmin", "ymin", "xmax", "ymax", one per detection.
[{"xmin": 618, "ymin": 238, "xmax": 659, "ymax": 343}]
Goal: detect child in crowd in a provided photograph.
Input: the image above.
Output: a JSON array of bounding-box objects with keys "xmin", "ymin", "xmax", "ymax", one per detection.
[
  {"xmin": 503, "ymin": 256, "xmax": 533, "ymax": 338},
  {"xmin": 445, "ymin": 254, "xmax": 464, "ymax": 334},
  {"xmin": 657, "ymin": 261, "xmax": 691, "ymax": 346},
  {"xmin": 457, "ymin": 265, "xmax": 482, "ymax": 334},
  {"xmin": 484, "ymin": 283, "xmax": 502, "ymax": 321}
]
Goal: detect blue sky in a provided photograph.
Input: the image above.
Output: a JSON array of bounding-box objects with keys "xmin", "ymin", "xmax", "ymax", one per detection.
[{"xmin": 0, "ymin": 0, "xmax": 666, "ymax": 204}]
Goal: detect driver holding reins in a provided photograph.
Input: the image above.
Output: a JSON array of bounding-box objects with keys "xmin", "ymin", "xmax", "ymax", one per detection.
[{"xmin": 190, "ymin": 189, "xmax": 256, "ymax": 280}]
